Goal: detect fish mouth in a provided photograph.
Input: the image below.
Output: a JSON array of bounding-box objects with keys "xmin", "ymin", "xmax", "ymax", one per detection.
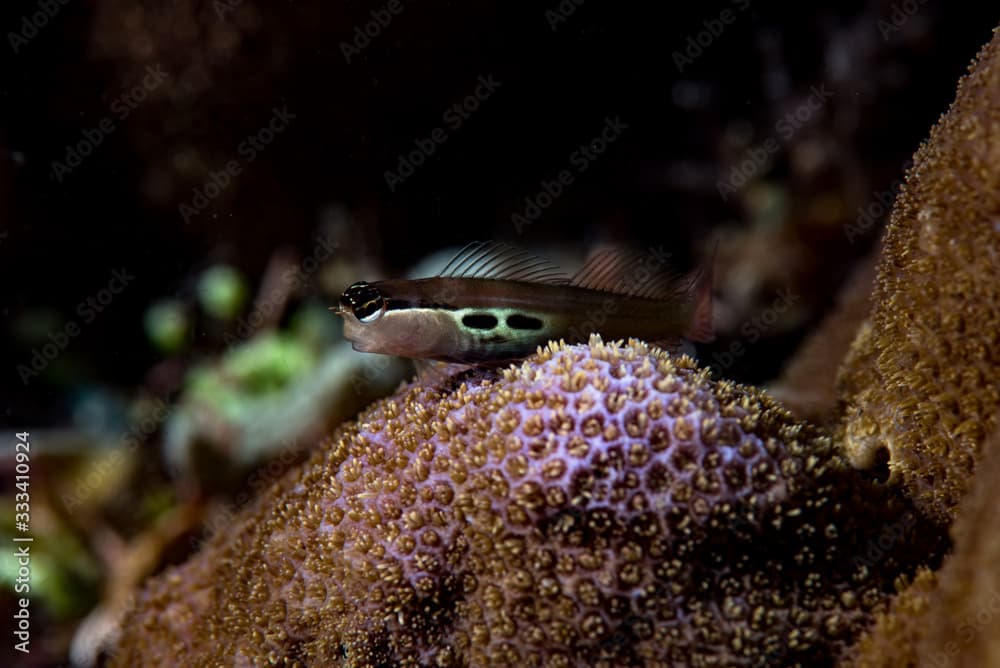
[
  {"xmin": 350, "ymin": 340, "xmax": 379, "ymax": 353},
  {"xmin": 341, "ymin": 320, "xmax": 378, "ymax": 352}
]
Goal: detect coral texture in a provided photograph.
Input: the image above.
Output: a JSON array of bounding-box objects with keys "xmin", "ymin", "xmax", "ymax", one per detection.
[
  {"xmin": 915, "ymin": 423, "xmax": 1000, "ymax": 667},
  {"xmin": 840, "ymin": 568, "xmax": 936, "ymax": 668},
  {"xmin": 104, "ymin": 20, "xmax": 1000, "ymax": 668},
  {"xmin": 113, "ymin": 338, "xmax": 941, "ymax": 667},
  {"xmin": 847, "ymin": 424, "xmax": 1000, "ymax": 668},
  {"xmin": 840, "ymin": 26, "xmax": 1000, "ymax": 521}
]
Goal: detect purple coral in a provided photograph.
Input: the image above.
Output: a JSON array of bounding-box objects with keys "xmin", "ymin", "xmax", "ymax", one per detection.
[{"xmin": 113, "ymin": 338, "xmax": 942, "ymax": 666}]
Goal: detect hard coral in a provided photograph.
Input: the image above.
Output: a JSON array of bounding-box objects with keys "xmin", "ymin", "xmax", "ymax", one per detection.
[
  {"xmin": 847, "ymin": 424, "xmax": 1000, "ymax": 668},
  {"xmin": 841, "ymin": 25, "xmax": 1000, "ymax": 522},
  {"xmin": 113, "ymin": 338, "xmax": 942, "ymax": 667},
  {"xmin": 840, "ymin": 567, "xmax": 937, "ymax": 668},
  {"xmin": 916, "ymin": 423, "xmax": 1000, "ymax": 667}
]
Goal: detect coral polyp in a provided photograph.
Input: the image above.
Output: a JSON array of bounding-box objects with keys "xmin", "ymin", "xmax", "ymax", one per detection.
[
  {"xmin": 846, "ymin": 425, "xmax": 1000, "ymax": 668},
  {"xmin": 841, "ymin": 25, "xmax": 1000, "ymax": 522},
  {"xmin": 113, "ymin": 338, "xmax": 941, "ymax": 667}
]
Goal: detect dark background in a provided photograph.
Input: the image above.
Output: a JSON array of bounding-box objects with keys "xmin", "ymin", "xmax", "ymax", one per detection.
[
  {"xmin": 3, "ymin": 0, "xmax": 998, "ymax": 418},
  {"xmin": 7, "ymin": 0, "xmax": 997, "ymax": 420},
  {"xmin": 2, "ymin": 1, "xmax": 1000, "ymax": 666}
]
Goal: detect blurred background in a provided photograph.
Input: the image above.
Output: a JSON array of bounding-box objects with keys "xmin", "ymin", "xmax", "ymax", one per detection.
[{"xmin": 1, "ymin": 0, "xmax": 998, "ymax": 665}]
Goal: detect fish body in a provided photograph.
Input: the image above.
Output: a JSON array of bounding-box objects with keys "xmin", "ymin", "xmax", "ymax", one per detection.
[{"xmin": 334, "ymin": 242, "xmax": 713, "ymax": 364}]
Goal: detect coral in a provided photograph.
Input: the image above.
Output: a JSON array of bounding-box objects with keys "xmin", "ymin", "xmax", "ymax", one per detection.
[
  {"xmin": 915, "ymin": 423, "xmax": 1000, "ymax": 667},
  {"xmin": 841, "ymin": 25, "xmax": 1000, "ymax": 668},
  {"xmin": 839, "ymin": 568, "xmax": 936, "ymax": 668},
  {"xmin": 106, "ymin": 26, "xmax": 1000, "ymax": 666},
  {"xmin": 846, "ymin": 425, "xmax": 1000, "ymax": 668},
  {"xmin": 840, "ymin": 26, "xmax": 1000, "ymax": 521},
  {"xmin": 112, "ymin": 338, "xmax": 943, "ymax": 667}
]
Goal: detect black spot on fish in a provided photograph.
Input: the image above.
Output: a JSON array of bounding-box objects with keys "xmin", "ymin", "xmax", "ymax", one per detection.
[
  {"xmin": 506, "ymin": 314, "xmax": 543, "ymax": 330},
  {"xmin": 462, "ymin": 313, "xmax": 498, "ymax": 330}
]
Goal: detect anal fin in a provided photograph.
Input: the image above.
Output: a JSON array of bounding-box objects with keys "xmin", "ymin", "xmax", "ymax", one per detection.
[{"xmin": 413, "ymin": 359, "xmax": 467, "ymax": 385}]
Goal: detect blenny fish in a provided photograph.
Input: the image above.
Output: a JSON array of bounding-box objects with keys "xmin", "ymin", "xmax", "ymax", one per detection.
[{"xmin": 332, "ymin": 241, "xmax": 713, "ymax": 363}]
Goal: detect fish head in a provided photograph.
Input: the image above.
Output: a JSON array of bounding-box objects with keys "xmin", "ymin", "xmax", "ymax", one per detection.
[
  {"xmin": 334, "ymin": 281, "xmax": 461, "ymax": 359},
  {"xmin": 335, "ymin": 281, "xmax": 388, "ymax": 352}
]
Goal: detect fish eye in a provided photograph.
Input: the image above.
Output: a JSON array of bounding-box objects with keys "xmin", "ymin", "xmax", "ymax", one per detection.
[{"xmin": 341, "ymin": 281, "xmax": 386, "ymax": 324}]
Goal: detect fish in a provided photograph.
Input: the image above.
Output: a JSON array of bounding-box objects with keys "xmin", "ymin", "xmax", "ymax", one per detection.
[{"xmin": 331, "ymin": 241, "xmax": 714, "ymax": 364}]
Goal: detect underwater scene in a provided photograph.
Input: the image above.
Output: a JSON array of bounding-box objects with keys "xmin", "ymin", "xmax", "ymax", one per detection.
[{"xmin": 2, "ymin": 1, "xmax": 1000, "ymax": 666}]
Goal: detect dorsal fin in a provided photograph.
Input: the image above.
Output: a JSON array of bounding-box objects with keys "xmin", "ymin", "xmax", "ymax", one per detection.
[
  {"xmin": 570, "ymin": 245, "xmax": 686, "ymax": 299},
  {"xmin": 438, "ymin": 241, "xmax": 570, "ymax": 284}
]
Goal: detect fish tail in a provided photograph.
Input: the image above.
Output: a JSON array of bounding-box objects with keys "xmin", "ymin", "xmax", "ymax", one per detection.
[{"xmin": 685, "ymin": 241, "xmax": 716, "ymax": 343}]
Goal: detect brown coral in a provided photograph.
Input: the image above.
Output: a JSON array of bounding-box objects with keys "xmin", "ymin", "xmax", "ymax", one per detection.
[
  {"xmin": 113, "ymin": 338, "xmax": 942, "ymax": 667},
  {"xmin": 916, "ymin": 423, "xmax": 1000, "ymax": 667},
  {"xmin": 96, "ymin": 16, "xmax": 1000, "ymax": 668},
  {"xmin": 840, "ymin": 567, "xmax": 936, "ymax": 668},
  {"xmin": 840, "ymin": 25, "xmax": 1000, "ymax": 522},
  {"xmin": 847, "ymin": 423, "xmax": 1000, "ymax": 668}
]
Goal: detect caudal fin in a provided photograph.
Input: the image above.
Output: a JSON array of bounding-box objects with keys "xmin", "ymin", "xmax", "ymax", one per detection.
[{"xmin": 685, "ymin": 241, "xmax": 716, "ymax": 343}]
